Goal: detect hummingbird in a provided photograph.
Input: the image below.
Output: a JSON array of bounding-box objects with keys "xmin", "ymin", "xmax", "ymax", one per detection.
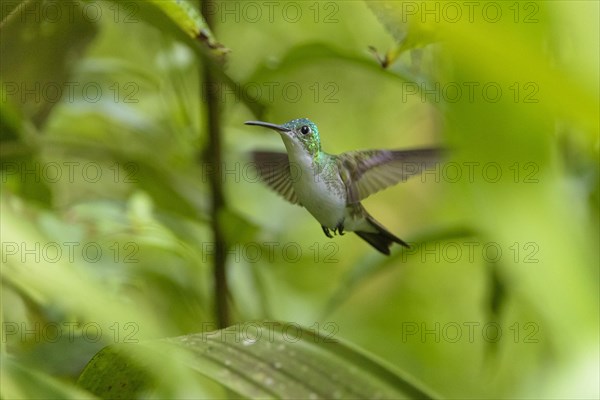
[{"xmin": 245, "ymin": 118, "xmax": 441, "ymax": 255}]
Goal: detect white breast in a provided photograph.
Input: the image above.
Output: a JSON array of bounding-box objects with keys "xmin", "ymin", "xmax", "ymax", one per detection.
[{"xmin": 291, "ymin": 153, "xmax": 346, "ymax": 228}]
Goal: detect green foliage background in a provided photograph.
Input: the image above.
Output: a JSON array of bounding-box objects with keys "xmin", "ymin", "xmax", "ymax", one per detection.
[{"xmin": 1, "ymin": 0, "xmax": 598, "ymax": 398}]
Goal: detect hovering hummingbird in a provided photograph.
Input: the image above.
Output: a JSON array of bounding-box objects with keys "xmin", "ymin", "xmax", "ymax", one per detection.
[{"xmin": 245, "ymin": 118, "xmax": 441, "ymax": 255}]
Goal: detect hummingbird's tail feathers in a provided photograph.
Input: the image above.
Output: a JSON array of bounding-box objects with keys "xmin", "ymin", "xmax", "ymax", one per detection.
[
  {"xmin": 355, "ymin": 214, "xmax": 410, "ymax": 255},
  {"xmin": 355, "ymin": 231, "xmax": 393, "ymax": 255}
]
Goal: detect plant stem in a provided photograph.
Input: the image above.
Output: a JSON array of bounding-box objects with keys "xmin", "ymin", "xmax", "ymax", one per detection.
[{"xmin": 200, "ymin": 0, "xmax": 228, "ymax": 328}]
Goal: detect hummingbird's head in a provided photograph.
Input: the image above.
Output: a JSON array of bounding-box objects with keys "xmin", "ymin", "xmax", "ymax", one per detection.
[{"xmin": 245, "ymin": 118, "xmax": 321, "ymax": 157}]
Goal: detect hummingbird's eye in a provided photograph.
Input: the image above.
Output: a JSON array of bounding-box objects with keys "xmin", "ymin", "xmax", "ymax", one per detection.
[{"xmin": 300, "ymin": 125, "xmax": 310, "ymax": 135}]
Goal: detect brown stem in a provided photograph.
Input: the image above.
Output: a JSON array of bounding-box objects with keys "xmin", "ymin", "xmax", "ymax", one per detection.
[{"xmin": 200, "ymin": 0, "xmax": 228, "ymax": 328}]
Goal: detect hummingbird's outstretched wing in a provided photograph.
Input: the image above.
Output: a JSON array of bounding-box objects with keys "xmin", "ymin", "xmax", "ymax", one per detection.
[
  {"xmin": 337, "ymin": 148, "xmax": 442, "ymax": 204},
  {"xmin": 251, "ymin": 151, "xmax": 300, "ymax": 205}
]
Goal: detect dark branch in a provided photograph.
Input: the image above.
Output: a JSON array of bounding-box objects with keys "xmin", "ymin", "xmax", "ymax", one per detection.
[{"xmin": 200, "ymin": 0, "xmax": 228, "ymax": 329}]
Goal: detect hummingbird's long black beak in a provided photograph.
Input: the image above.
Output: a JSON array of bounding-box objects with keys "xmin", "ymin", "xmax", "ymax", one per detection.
[{"xmin": 245, "ymin": 121, "xmax": 291, "ymax": 132}]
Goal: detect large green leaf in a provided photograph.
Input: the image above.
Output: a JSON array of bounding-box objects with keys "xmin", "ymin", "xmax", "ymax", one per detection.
[{"xmin": 78, "ymin": 322, "xmax": 437, "ymax": 399}]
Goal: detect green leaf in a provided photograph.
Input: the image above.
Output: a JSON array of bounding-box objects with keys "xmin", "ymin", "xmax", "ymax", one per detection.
[
  {"xmin": 85, "ymin": 0, "xmax": 263, "ymax": 116},
  {"xmin": 78, "ymin": 346, "xmax": 152, "ymax": 399},
  {"xmin": 67, "ymin": 0, "xmax": 262, "ymax": 119},
  {"xmin": 0, "ymin": 0, "xmax": 20, "ymax": 21},
  {"xmin": 248, "ymin": 42, "xmax": 413, "ymax": 83},
  {"xmin": 323, "ymin": 226, "xmax": 478, "ymax": 318},
  {"xmin": 365, "ymin": 1, "xmax": 439, "ymax": 66},
  {"xmin": 92, "ymin": 0, "xmax": 227, "ymax": 55},
  {"xmin": 148, "ymin": 0, "xmax": 225, "ymax": 52},
  {"xmin": 218, "ymin": 208, "xmax": 260, "ymax": 249},
  {"xmin": 1, "ymin": 355, "xmax": 95, "ymax": 400},
  {"xmin": 78, "ymin": 322, "xmax": 437, "ymax": 399},
  {"xmin": 0, "ymin": 78, "xmax": 23, "ymax": 142},
  {"xmin": 0, "ymin": 0, "xmax": 98, "ymax": 128},
  {"xmin": 245, "ymin": 41, "xmax": 441, "ymax": 100}
]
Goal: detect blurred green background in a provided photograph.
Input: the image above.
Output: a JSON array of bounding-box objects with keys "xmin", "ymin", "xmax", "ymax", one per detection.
[{"xmin": 1, "ymin": 0, "xmax": 598, "ymax": 398}]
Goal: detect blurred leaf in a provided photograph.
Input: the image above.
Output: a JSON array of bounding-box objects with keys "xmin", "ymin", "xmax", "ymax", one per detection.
[
  {"xmin": 218, "ymin": 208, "xmax": 260, "ymax": 248},
  {"xmin": 147, "ymin": 0, "xmax": 227, "ymax": 53},
  {"xmin": 36, "ymin": 134, "xmax": 208, "ymax": 218},
  {"xmin": 0, "ymin": 79, "xmax": 23, "ymax": 142},
  {"xmin": 248, "ymin": 42, "xmax": 413, "ymax": 83},
  {"xmin": 1, "ymin": 157, "xmax": 53, "ymax": 206},
  {"xmin": 91, "ymin": 0, "xmax": 228, "ymax": 55},
  {"xmin": 79, "ymin": 345, "xmax": 152, "ymax": 399},
  {"xmin": 85, "ymin": 0, "xmax": 263, "ymax": 116},
  {"xmin": 323, "ymin": 226, "xmax": 478, "ymax": 318},
  {"xmin": 0, "ymin": 0, "xmax": 98, "ymax": 128},
  {"xmin": 0, "ymin": 0, "xmax": 20, "ymax": 21},
  {"xmin": 0, "ymin": 89, "xmax": 52, "ymax": 206},
  {"xmin": 1, "ymin": 355, "xmax": 94, "ymax": 400},
  {"xmin": 246, "ymin": 42, "xmax": 440, "ymax": 101},
  {"xmin": 482, "ymin": 263, "xmax": 508, "ymax": 360},
  {"xmin": 365, "ymin": 1, "xmax": 439, "ymax": 67},
  {"xmin": 78, "ymin": 321, "xmax": 436, "ymax": 399}
]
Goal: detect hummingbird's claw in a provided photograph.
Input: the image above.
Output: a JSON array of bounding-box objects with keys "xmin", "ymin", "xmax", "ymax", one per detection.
[
  {"xmin": 336, "ymin": 223, "xmax": 345, "ymax": 236},
  {"xmin": 322, "ymin": 226, "xmax": 333, "ymax": 238}
]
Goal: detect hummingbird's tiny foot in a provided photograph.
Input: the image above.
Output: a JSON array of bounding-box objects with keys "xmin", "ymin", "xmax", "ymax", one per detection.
[
  {"xmin": 335, "ymin": 221, "xmax": 345, "ymax": 235},
  {"xmin": 322, "ymin": 226, "xmax": 333, "ymax": 238}
]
